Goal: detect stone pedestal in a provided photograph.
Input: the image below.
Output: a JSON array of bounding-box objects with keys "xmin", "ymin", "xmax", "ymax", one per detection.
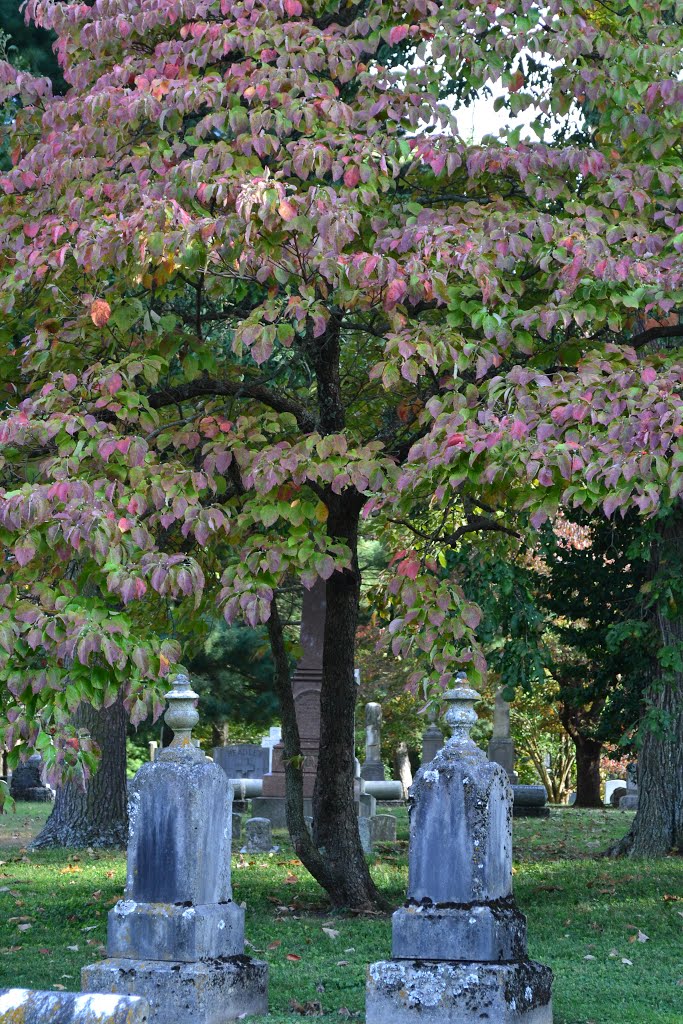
[
  {"xmin": 488, "ymin": 687, "xmax": 517, "ymax": 782},
  {"xmin": 0, "ymin": 989, "xmax": 149, "ymax": 1024},
  {"xmin": 512, "ymin": 784, "xmax": 550, "ymax": 819},
  {"xmin": 619, "ymin": 762, "xmax": 639, "ymax": 810},
  {"xmin": 367, "ymin": 677, "xmax": 552, "ymax": 1024},
  {"xmin": 83, "ymin": 675, "xmax": 268, "ymax": 1024},
  {"xmin": 9, "ymin": 754, "xmax": 53, "ymax": 802},
  {"xmin": 361, "ymin": 703, "xmax": 385, "ymax": 781},
  {"xmin": 421, "ymin": 711, "xmax": 444, "ymax": 765}
]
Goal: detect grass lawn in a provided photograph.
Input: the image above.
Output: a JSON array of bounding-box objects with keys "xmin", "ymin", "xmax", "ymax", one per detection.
[{"xmin": 0, "ymin": 803, "xmax": 681, "ymax": 1023}]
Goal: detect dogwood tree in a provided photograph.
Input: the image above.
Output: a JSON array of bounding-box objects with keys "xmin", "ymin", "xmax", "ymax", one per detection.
[{"xmin": 0, "ymin": 0, "xmax": 681, "ymax": 894}]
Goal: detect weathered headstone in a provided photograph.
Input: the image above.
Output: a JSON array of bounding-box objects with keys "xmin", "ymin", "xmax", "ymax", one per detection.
[
  {"xmin": 9, "ymin": 754, "xmax": 53, "ymax": 802},
  {"xmin": 245, "ymin": 817, "xmax": 273, "ymax": 853},
  {"xmin": 421, "ymin": 709, "xmax": 444, "ymax": 765},
  {"xmin": 82, "ymin": 674, "xmax": 268, "ymax": 1024},
  {"xmin": 232, "ymin": 812, "xmax": 242, "ymax": 840},
  {"xmin": 361, "ymin": 703, "xmax": 385, "ymax": 781},
  {"xmin": 619, "ymin": 762, "xmax": 639, "ymax": 810},
  {"xmin": 213, "ymin": 744, "xmax": 270, "ymax": 780},
  {"xmin": 487, "ymin": 687, "xmax": 517, "ymax": 782},
  {"xmin": 359, "ymin": 791, "xmax": 377, "ymax": 818},
  {"xmin": 255, "ymin": 580, "xmax": 326, "ymax": 826},
  {"xmin": 0, "ymin": 989, "xmax": 149, "ymax": 1024},
  {"xmin": 367, "ymin": 675, "xmax": 553, "ymax": 1024},
  {"xmin": 371, "ymin": 813, "xmax": 397, "ymax": 843},
  {"xmin": 512, "ymin": 783, "xmax": 550, "ymax": 819}
]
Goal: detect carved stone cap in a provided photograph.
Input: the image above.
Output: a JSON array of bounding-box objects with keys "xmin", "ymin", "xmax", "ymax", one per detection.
[
  {"xmin": 443, "ymin": 672, "xmax": 482, "ymax": 756},
  {"xmin": 164, "ymin": 672, "xmax": 200, "ymax": 749}
]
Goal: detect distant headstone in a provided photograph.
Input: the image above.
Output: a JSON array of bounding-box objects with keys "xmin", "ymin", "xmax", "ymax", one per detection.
[
  {"xmin": 512, "ymin": 784, "xmax": 550, "ymax": 818},
  {"xmin": 487, "ymin": 687, "xmax": 517, "ymax": 782},
  {"xmin": 361, "ymin": 703, "xmax": 385, "ymax": 781},
  {"xmin": 0, "ymin": 989, "xmax": 149, "ymax": 1024},
  {"xmin": 260, "ymin": 727, "xmax": 282, "ymax": 772},
  {"xmin": 609, "ymin": 786, "xmax": 627, "ymax": 808},
  {"xmin": 82, "ymin": 674, "xmax": 268, "ymax": 1024},
  {"xmin": 359, "ymin": 791, "xmax": 377, "ymax": 818},
  {"xmin": 421, "ymin": 709, "xmax": 444, "ymax": 765},
  {"xmin": 148, "ymin": 741, "xmax": 158, "ymax": 762},
  {"xmin": 366, "ymin": 675, "xmax": 553, "ymax": 1024},
  {"xmin": 245, "ymin": 817, "xmax": 273, "ymax": 853},
  {"xmin": 9, "ymin": 754, "xmax": 53, "ymax": 802},
  {"xmin": 213, "ymin": 744, "xmax": 269, "ymax": 780},
  {"xmin": 619, "ymin": 762, "xmax": 639, "ymax": 810},
  {"xmin": 232, "ymin": 813, "xmax": 242, "ymax": 840},
  {"xmin": 370, "ymin": 814, "xmax": 397, "ymax": 843}
]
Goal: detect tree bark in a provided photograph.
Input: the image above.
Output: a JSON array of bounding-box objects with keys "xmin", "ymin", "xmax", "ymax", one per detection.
[
  {"xmin": 608, "ymin": 510, "xmax": 683, "ymax": 856},
  {"xmin": 394, "ymin": 741, "xmax": 413, "ymax": 798},
  {"xmin": 30, "ymin": 698, "xmax": 128, "ymax": 849},
  {"xmin": 572, "ymin": 736, "xmax": 603, "ymax": 808},
  {"xmin": 312, "ymin": 493, "xmax": 385, "ymax": 909}
]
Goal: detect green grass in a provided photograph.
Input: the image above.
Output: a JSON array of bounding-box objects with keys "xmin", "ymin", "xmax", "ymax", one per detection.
[{"xmin": 0, "ymin": 804, "xmax": 681, "ymax": 1023}]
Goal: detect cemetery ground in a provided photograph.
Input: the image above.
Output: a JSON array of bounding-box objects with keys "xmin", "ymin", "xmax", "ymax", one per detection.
[{"xmin": 0, "ymin": 805, "xmax": 681, "ymax": 1024}]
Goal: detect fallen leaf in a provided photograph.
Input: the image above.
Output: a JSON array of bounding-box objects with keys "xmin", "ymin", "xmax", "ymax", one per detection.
[
  {"xmin": 17, "ymin": 924, "xmax": 31, "ymax": 932},
  {"xmin": 66, "ymin": 944, "xmax": 79, "ymax": 952},
  {"xmin": 268, "ymin": 940, "xmax": 282, "ymax": 950},
  {"xmin": 53, "ymin": 985, "xmax": 66, "ymax": 991},
  {"xmin": 622, "ymin": 958, "xmax": 633, "ymax": 966},
  {"xmin": 583, "ymin": 954, "xmax": 596, "ymax": 961},
  {"xmin": 60, "ymin": 864, "xmax": 82, "ymax": 874},
  {"xmin": 636, "ymin": 930, "xmax": 649, "ymax": 943},
  {"xmin": 284, "ymin": 874, "xmax": 299, "ymax": 884},
  {"xmin": 336, "ymin": 960, "xmax": 349, "ymax": 967},
  {"xmin": 663, "ymin": 893, "xmax": 682, "ymax": 902},
  {"xmin": 39, "ymin": 948, "xmax": 52, "ymax": 955},
  {"xmin": 322, "ymin": 927, "xmax": 339, "ymax": 939},
  {"xmin": 608, "ymin": 949, "xmax": 620, "ymax": 958},
  {"xmin": 286, "ymin": 953, "xmax": 301, "ymax": 962},
  {"xmin": 82, "ymin": 925, "xmax": 98, "ymax": 932}
]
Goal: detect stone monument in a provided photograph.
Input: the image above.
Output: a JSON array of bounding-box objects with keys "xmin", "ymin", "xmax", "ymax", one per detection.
[
  {"xmin": 488, "ymin": 687, "xmax": 517, "ymax": 782},
  {"xmin": 9, "ymin": 754, "xmax": 53, "ymax": 802},
  {"xmin": 619, "ymin": 762, "xmax": 639, "ymax": 810},
  {"xmin": 0, "ymin": 989, "xmax": 149, "ymax": 1024},
  {"xmin": 367, "ymin": 674, "xmax": 553, "ymax": 1024},
  {"xmin": 254, "ymin": 579, "xmax": 326, "ymax": 826},
  {"xmin": 512, "ymin": 784, "xmax": 550, "ymax": 819},
  {"xmin": 213, "ymin": 744, "xmax": 270, "ymax": 780},
  {"xmin": 244, "ymin": 817, "xmax": 273, "ymax": 853},
  {"xmin": 421, "ymin": 708, "xmax": 444, "ymax": 765},
  {"xmin": 361, "ymin": 703, "xmax": 386, "ymax": 781},
  {"xmin": 82, "ymin": 674, "xmax": 268, "ymax": 1024}
]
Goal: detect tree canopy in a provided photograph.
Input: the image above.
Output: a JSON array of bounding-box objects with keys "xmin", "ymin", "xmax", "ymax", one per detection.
[{"xmin": 0, "ymin": 0, "xmax": 681, "ymax": 792}]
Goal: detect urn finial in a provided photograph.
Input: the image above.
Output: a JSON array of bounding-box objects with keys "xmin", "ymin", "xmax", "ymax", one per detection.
[
  {"xmin": 442, "ymin": 670, "xmax": 481, "ymax": 753},
  {"xmin": 164, "ymin": 672, "xmax": 199, "ymax": 748}
]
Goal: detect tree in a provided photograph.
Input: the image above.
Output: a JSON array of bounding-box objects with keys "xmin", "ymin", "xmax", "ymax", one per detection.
[
  {"xmin": 30, "ymin": 696, "xmax": 128, "ymax": 848},
  {"xmin": 1, "ymin": 0, "xmax": 682, "ymax": 900}
]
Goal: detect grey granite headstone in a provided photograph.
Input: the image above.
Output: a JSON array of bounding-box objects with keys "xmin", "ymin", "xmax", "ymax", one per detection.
[
  {"xmin": 361, "ymin": 703, "xmax": 386, "ymax": 781},
  {"xmin": 512, "ymin": 784, "xmax": 550, "ymax": 819},
  {"xmin": 232, "ymin": 812, "xmax": 242, "ymax": 840},
  {"xmin": 619, "ymin": 762, "xmax": 639, "ymax": 810},
  {"xmin": 371, "ymin": 814, "xmax": 397, "ymax": 843},
  {"xmin": 9, "ymin": 754, "xmax": 53, "ymax": 802},
  {"xmin": 213, "ymin": 744, "xmax": 270, "ymax": 780},
  {"xmin": 82, "ymin": 674, "xmax": 268, "ymax": 1024},
  {"xmin": 359, "ymin": 791, "xmax": 377, "ymax": 818},
  {"xmin": 421, "ymin": 710, "xmax": 444, "ymax": 765},
  {"xmin": 0, "ymin": 989, "xmax": 149, "ymax": 1024},
  {"xmin": 366, "ymin": 675, "xmax": 553, "ymax": 1024},
  {"xmin": 487, "ymin": 687, "xmax": 517, "ymax": 782},
  {"xmin": 245, "ymin": 817, "xmax": 272, "ymax": 853}
]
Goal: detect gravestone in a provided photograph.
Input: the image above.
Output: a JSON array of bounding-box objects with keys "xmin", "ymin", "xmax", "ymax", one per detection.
[
  {"xmin": 245, "ymin": 817, "xmax": 273, "ymax": 853},
  {"xmin": 619, "ymin": 762, "xmax": 639, "ymax": 810},
  {"xmin": 512, "ymin": 784, "xmax": 550, "ymax": 818},
  {"xmin": 361, "ymin": 703, "xmax": 385, "ymax": 781},
  {"xmin": 255, "ymin": 580, "xmax": 326, "ymax": 826},
  {"xmin": 232, "ymin": 812, "xmax": 242, "ymax": 840},
  {"xmin": 367, "ymin": 675, "xmax": 553, "ymax": 1024},
  {"xmin": 487, "ymin": 687, "xmax": 517, "ymax": 782},
  {"xmin": 261, "ymin": 727, "xmax": 282, "ymax": 772},
  {"xmin": 82, "ymin": 674, "xmax": 268, "ymax": 1024},
  {"xmin": 9, "ymin": 754, "xmax": 53, "ymax": 802},
  {"xmin": 148, "ymin": 741, "xmax": 158, "ymax": 761},
  {"xmin": 359, "ymin": 791, "xmax": 377, "ymax": 818},
  {"xmin": 0, "ymin": 989, "xmax": 149, "ymax": 1024},
  {"xmin": 371, "ymin": 814, "xmax": 397, "ymax": 843},
  {"xmin": 213, "ymin": 744, "xmax": 270, "ymax": 780},
  {"xmin": 421, "ymin": 709, "xmax": 444, "ymax": 765}
]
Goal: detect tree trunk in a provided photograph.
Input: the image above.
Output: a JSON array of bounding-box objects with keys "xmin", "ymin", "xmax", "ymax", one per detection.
[
  {"xmin": 573, "ymin": 736, "xmax": 603, "ymax": 808},
  {"xmin": 394, "ymin": 741, "xmax": 413, "ymax": 798},
  {"xmin": 30, "ymin": 698, "xmax": 128, "ymax": 849},
  {"xmin": 312, "ymin": 493, "xmax": 385, "ymax": 909},
  {"xmin": 608, "ymin": 509, "xmax": 683, "ymax": 856}
]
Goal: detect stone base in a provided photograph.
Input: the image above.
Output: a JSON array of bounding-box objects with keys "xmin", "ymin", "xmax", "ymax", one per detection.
[
  {"xmin": 251, "ymin": 796, "xmax": 312, "ymax": 828},
  {"xmin": 392, "ymin": 902, "xmax": 527, "ymax": 962},
  {"xmin": 0, "ymin": 988, "xmax": 149, "ymax": 1024},
  {"xmin": 367, "ymin": 959, "xmax": 553, "ymax": 1024},
  {"xmin": 107, "ymin": 900, "xmax": 244, "ymax": 962},
  {"xmin": 11, "ymin": 786, "xmax": 54, "ymax": 802},
  {"xmin": 82, "ymin": 955, "xmax": 268, "ymax": 1024},
  {"xmin": 513, "ymin": 807, "xmax": 551, "ymax": 819}
]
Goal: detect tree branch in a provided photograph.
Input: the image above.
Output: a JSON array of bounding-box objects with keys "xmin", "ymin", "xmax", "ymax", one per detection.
[
  {"xmin": 630, "ymin": 324, "xmax": 683, "ymax": 350},
  {"xmin": 147, "ymin": 375, "xmax": 316, "ymax": 433}
]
